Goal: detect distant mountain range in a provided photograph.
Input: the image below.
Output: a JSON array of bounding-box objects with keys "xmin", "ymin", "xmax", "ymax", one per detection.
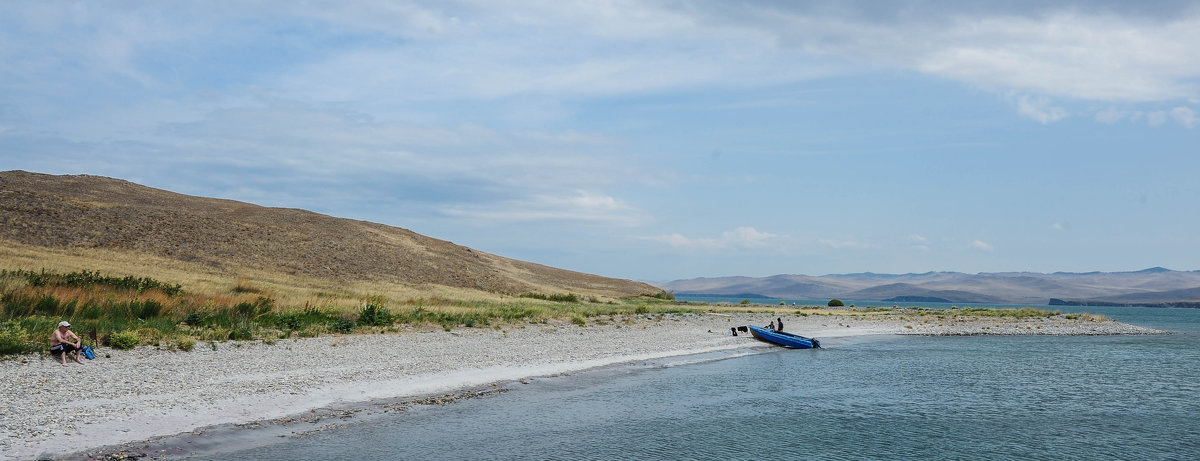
[{"xmin": 656, "ymin": 268, "xmax": 1200, "ymax": 307}]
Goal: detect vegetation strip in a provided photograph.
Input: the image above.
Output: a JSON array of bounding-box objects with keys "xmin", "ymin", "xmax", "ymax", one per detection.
[
  {"xmin": 1, "ymin": 268, "xmax": 690, "ymax": 356},
  {"xmin": 2, "ymin": 268, "xmax": 1112, "ymax": 357}
]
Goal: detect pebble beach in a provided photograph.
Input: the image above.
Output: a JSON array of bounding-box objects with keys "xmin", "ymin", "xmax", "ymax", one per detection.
[{"xmin": 0, "ymin": 311, "xmax": 1162, "ymax": 460}]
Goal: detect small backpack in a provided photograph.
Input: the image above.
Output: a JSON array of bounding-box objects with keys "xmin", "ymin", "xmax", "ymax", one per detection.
[{"xmin": 81, "ymin": 345, "xmax": 95, "ymax": 360}]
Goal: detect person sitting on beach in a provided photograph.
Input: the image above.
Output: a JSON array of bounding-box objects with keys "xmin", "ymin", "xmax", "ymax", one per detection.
[{"xmin": 50, "ymin": 321, "xmax": 84, "ymax": 366}]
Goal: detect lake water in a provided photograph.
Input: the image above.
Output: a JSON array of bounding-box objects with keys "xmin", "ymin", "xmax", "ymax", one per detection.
[{"xmin": 186, "ymin": 306, "xmax": 1200, "ymax": 460}]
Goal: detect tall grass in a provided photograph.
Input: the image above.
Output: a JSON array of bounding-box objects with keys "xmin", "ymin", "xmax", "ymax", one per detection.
[
  {"xmin": 4, "ymin": 269, "xmax": 182, "ymax": 295},
  {"xmin": 0, "ymin": 268, "xmax": 699, "ymax": 356},
  {"xmin": 518, "ymin": 292, "xmax": 580, "ymax": 302}
]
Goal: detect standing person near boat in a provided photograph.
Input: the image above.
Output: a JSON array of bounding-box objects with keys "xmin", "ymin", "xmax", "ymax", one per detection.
[
  {"xmin": 50, "ymin": 321, "xmax": 84, "ymax": 366},
  {"xmin": 776, "ymin": 317, "xmax": 784, "ymax": 332}
]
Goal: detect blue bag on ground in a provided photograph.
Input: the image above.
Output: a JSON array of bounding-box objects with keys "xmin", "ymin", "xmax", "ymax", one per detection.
[{"xmin": 81, "ymin": 345, "xmax": 95, "ymax": 360}]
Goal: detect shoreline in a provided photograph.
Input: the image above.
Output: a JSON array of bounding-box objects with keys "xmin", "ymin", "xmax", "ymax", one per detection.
[
  {"xmin": 63, "ymin": 349, "xmax": 767, "ymax": 460},
  {"xmin": 1, "ymin": 311, "xmax": 1163, "ymax": 460}
]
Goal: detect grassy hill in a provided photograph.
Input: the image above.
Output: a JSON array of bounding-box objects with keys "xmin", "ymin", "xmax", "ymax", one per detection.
[
  {"xmin": 0, "ymin": 171, "xmax": 672, "ymax": 354},
  {"xmin": 0, "ymin": 170, "xmax": 662, "ymax": 299}
]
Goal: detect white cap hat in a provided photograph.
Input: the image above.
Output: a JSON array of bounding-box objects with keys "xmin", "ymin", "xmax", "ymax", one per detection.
[{"xmin": 58, "ymin": 321, "xmax": 70, "ymax": 327}]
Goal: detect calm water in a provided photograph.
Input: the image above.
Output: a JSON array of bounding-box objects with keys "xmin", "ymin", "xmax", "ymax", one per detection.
[{"xmin": 195, "ymin": 307, "xmax": 1200, "ymax": 460}]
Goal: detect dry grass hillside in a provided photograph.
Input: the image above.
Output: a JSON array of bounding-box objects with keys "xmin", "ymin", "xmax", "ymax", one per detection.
[{"xmin": 0, "ymin": 170, "xmax": 662, "ymax": 300}]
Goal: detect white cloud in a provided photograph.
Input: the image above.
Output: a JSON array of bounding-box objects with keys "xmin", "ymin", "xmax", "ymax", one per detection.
[
  {"xmin": 1171, "ymin": 106, "xmax": 1199, "ymax": 128},
  {"xmin": 724, "ymin": 226, "xmax": 778, "ymax": 247},
  {"xmin": 1095, "ymin": 107, "xmax": 1126, "ymax": 124},
  {"xmin": 1147, "ymin": 110, "xmax": 1169, "ymax": 126},
  {"xmin": 910, "ymin": 12, "xmax": 1200, "ymax": 102},
  {"xmin": 1013, "ymin": 94, "xmax": 1070, "ymax": 123},
  {"xmin": 739, "ymin": 4, "xmax": 1200, "ymax": 123},
  {"xmin": 970, "ymin": 240, "xmax": 996, "ymax": 252},
  {"xmin": 444, "ymin": 190, "xmax": 642, "ymax": 226},
  {"xmin": 1096, "ymin": 105, "xmax": 1199, "ymax": 127},
  {"xmin": 907, "ymin": 234, "xmax": 930, "ymax": 251},
  {"xmin": 5, "ymin": 1, "xmax": 1200, "ymax": 132},
  {"xmin": 643, "ymin": 226, "xmax": 779, "ymax": 250},
  {"xmin": 817, "ymin": 236, "xmax": 878, "ymax": 250}
]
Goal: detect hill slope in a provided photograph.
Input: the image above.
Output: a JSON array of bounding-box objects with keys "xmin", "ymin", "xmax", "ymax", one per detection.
[{"xmin": 0, "ymin": 171, "xmax": 661, "ymax": 299}]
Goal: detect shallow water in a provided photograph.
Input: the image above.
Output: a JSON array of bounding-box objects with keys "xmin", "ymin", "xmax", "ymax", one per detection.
[{"xmin": 190, "ymin": 307, "xmax": 1200, "ymax": 460}]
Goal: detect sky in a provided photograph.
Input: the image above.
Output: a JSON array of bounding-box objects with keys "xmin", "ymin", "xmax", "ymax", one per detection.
[{"xmin": 2, "ymin": 1, "xmax": 1198, "ymax": 282}]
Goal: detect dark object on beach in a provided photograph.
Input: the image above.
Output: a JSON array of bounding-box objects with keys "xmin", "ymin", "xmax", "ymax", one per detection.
[
  {"xmin": 731, "ymin": 327, "xmax": 738, "ymax": 337},
  {"xmin": 747, "ymin": 325, "xmax": 821, "ymax": 349},
  {"xmin": 737, "ymin": 326, "xmax": 748, "ymax": 333}
]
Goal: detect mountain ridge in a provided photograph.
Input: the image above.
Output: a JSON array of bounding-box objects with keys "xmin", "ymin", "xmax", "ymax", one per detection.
[{"xmin": 659, "ymin": 268, "xmax": 1200, "ymax": 305}]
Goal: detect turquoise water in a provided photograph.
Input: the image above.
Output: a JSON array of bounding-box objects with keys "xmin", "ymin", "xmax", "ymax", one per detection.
[{"xmin": 193, "ymin": 307, "xmax": 1200, "ymax": 460}]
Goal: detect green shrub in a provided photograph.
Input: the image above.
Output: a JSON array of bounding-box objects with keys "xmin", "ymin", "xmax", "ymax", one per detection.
[
  {"xmin": 228, "ymin": 327, "xmax": 254, "ymax": 341},
  {"xmin": 109, "ymin": 331, "xmax": 140, "ymax": 350},
  {"xmin": 183, "ymin": 312, "xmax": 208, "ymax": 327},
  {"xmin": 235, "ymin": 302, "xmax": 257, "ymax": 318},
  {"xmin": 570, "ymin": 315, "xmax": 586, "ymax": 327},
  {"xmin": 0, "ymin": 322, "xmax": 36, "ymax": 355},
  {"xmin": 268, "ymin": 307, "xmax": 336, "ymax": 332},
  {"xmin": 828, "ymin": 299, "xmax": 845, "ymax": 307},
  {"xmin": 274, "ymin": 313, "xmax": 302, "ymax": 331},
  {"xmin": 330, "ymin": 318, "xmax": 355, "ymax": 334},
  {"xmin": 177, "ymin": 338, "xmax": 195, "ymax": 352},
  {"xmin": 357, "ymin": 303, "xmax": 393, "ymax": 327}
]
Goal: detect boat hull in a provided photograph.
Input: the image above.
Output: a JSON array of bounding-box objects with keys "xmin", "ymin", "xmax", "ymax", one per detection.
[{"xmin": 747, "ymin": 325, "xmax": 820, "ymax": 349}]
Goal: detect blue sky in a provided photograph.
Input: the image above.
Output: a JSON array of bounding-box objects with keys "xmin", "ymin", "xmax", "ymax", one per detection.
[{"xmin": 2, "ymin": 1, "xmax": 1198, "ymax": 281}]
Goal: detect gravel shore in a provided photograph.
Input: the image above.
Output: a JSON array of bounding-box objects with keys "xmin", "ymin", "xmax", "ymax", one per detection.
[{"xmin": 0, "ymin": 311, "xmax": 1163, "ymax": 460}]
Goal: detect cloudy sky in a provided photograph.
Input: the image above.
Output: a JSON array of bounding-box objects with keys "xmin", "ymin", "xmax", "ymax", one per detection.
[{"xmin": 3, "ymin": 1, "xmax": 1198, "ymax": 281}]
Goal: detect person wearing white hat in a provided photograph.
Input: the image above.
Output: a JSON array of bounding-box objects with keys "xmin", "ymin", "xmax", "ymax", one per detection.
[{"xmin": 50, "ymin": 321, "xmax": 83, "ymax": 366}]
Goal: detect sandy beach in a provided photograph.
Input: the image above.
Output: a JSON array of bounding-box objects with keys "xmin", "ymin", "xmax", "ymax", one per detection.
[{"xmin": 0, "ymin": 311, "xmax": 1162, "ymax": 460}]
